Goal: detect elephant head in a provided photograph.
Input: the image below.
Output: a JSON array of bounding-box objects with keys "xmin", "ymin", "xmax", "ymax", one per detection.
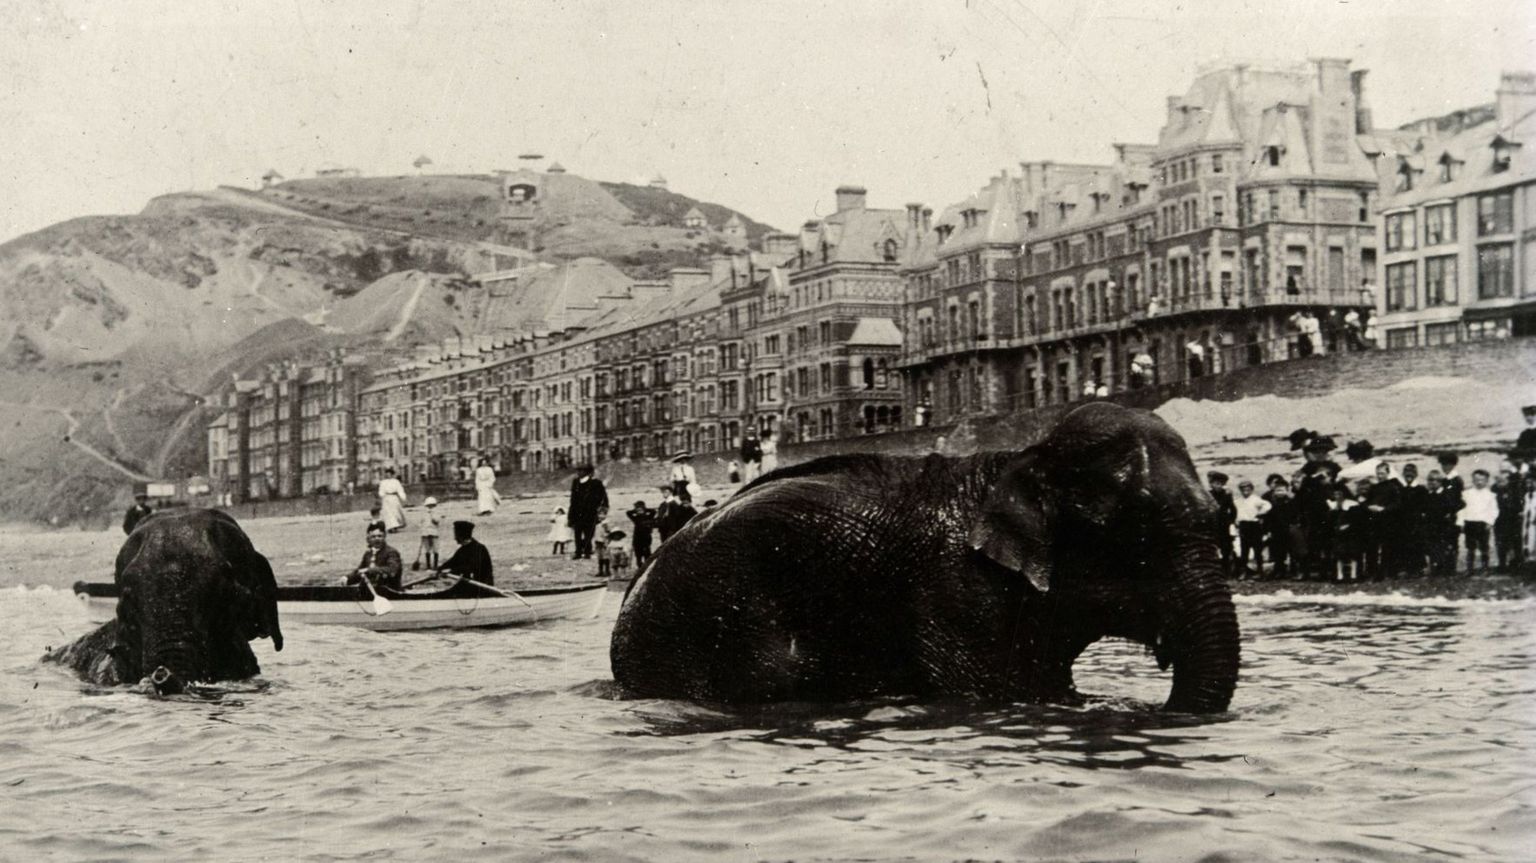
[
  {"xmin": 102, "ymin": 509, "xmax": 282, "ymax": 695},
  {"xmin": 970, "ymin": 402, "xmax": 1240, "ymax": 713}
]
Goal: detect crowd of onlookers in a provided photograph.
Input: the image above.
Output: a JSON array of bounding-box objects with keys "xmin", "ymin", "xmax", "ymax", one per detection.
[{"xmin": 1206, "ymin": 407, "xmax": 1536, "ymax": 581}]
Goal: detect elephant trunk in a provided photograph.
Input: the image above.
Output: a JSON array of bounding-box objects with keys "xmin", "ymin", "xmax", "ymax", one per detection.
[
  {"xmin": 150, "ymin": 666, "xmax": 184, "ymax": 697},
  {"xmin": 1160, "ymin": 543, "xmax": 1240, "ymax": 713}
]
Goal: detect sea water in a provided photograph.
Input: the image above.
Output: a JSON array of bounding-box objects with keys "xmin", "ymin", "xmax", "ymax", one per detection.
[{"xmin": 1, "ymin": 585, "xmax": 1532, "ymax": 861}]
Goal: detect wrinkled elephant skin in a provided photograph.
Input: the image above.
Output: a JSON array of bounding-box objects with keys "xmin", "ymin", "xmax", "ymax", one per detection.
[
  {"xmin": 45, "ymin": 509, "xmax": 283, "ymax": 694},
  {"xmin": 611, "ymin": 403, "xmax": 1240, "ymax": 713}
]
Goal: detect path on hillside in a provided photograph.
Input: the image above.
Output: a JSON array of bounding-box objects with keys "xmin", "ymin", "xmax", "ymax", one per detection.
[
  {"xmin": 103, "ymin": 386, "xmax": 133, "ymax": 457},
  {"xmin": 151, "ymin": 398, "xmax": 207, "ymax": 478},
  {"xmin": 385, "ymin": 274, "xmax": 431, "ymax": 342},
  {"xmin": 0, "ymin": 399, "xmax": 155, "ymax": 482}
]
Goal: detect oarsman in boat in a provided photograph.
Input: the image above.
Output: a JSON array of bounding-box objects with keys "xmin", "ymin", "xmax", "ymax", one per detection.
[
  {"xmin": 438, "ymin": 520, "xmax": 494, "ymax": 585},
  {"xmin": 122, "ymin": 493, "xmax": 153, "ymax": 535},
  {"xmin": 346, "ymin": 523, "xmax": 403, "ymax": 590}
]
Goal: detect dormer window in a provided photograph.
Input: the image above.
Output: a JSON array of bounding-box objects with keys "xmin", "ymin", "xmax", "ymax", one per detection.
[
  {"xmin": 1438, "ymin": 152, "xmax": 1463, "ymax": 183},
  {"xmin": 1491, "ymin": 135, "xmax": 1519, "ymax": 173},
  {"xmin": 1023, "ymin": 210, "xmax": 1038, "ymax": 230},
  {"xmin": 1396, "ymin": 160, "xmax": 1417, "ymax": 192},
  {"xmin": 1264, "ymin": 145, "xmax": 1282, "ymax": 167},
  {"xmin": 882, "ymin": 239, "xmax": 898, "ymax": 262}
]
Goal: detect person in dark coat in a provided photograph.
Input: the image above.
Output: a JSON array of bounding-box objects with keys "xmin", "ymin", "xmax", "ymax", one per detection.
[
  {"xmin": 122, "ymin": 494, "xmax": 154, "ymax": 535},
  {"xmin": 439, "ymin": 520, "xmax": 494, "ymax": 585},
  {"xmin": 626, "ymin": 500, "xmax": 657, "ymax": 569},
  {"xmin": 347, "ymin": 523, "xmax": 403, "ymax": 590},
  {"xmin": 1262, "ymin": 475, "xmax": 1296, "ymax": 579},
  {"xmin": 1207, "ymin": 471, "xmax": 1238, "ymax": 575},
  {"xmin": 1423, "ymin": 471, "xmax": 1462, "ymax": 576},
  {"xmin": 654, "ymin": 486, "xmax": 697, "ymax": 544},
  {"xmin": 1295, "ymin": 439, "xmax": 1340, "ymax": 578},
  {"xmin": 741, "ymin": 431, "xmax": 764, "ymax": 483},
  {"xmin": 1516, "ymin": 405, "xmax": 1536, "ymax": 453},
  {"xmin": 1361, "ymin": 461, "xmax": 1404, "ymax": 579},
  {"xmin": 1397, "ymin": 463, "xmax": 1429, "ymax": 577},
  {"xmin": 567, "ymin": 465, "xmax": 609, "ymax": 560},
  {"xmin": 1493, "ymin": 467, "xmax": 1524, "ymax": 571}
]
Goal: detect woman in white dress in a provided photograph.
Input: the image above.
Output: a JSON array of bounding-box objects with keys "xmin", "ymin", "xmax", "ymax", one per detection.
[
  {"xmin": 474, "ymin": 458, "xmax": 502, "ymax": 516},
  {"xmin": 377, "ymin": 468, "xmax": 408, "ymax": 533},
  {"xmin": 759, "ymin": 431, "xmax": 779, "ymax": 475}
]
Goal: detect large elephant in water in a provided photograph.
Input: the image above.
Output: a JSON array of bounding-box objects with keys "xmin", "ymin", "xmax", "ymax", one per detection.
[
  {"xmin": 46, "ymin": 509, "xmax": 283, "ymax": 695},
  {"xmin": 611, "ymin": 403, "xmax": 1239, "ymax": 713}
]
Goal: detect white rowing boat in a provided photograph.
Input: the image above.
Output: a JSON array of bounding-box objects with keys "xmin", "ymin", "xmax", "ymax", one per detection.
[{"xmin": 72, "ymin": 578, "xmax": 609, "ymax": 632}]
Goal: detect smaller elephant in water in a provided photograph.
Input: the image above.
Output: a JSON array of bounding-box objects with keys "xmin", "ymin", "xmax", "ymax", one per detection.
[
  {"xmin": 46, "ymin": 509, "xmax": 283, "ymax": 695},
  {"xmin": 611, "ymin": 403, "xmax": 1240, "ymax": 713}
]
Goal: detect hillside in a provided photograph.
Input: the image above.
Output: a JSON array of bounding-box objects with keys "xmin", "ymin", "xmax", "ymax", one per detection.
[{"xmin": 0, "ymin": 170, "xmax": 778, "ymax": 526}]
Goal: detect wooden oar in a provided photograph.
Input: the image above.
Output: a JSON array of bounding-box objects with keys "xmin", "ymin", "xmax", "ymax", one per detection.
[
  {"xmin": 456, "ymin": 576, "xmax": 539, "ymax": 618},
  {"xmin": 355, "ymin": 572, "xmax": 393, "ymax": 616}
]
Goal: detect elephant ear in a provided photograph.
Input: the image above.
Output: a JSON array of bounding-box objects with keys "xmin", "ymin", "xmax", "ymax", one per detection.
[
  {"xmin": 969, "ymin": 458, "xmax": 1055, "ymax": 594},
  {"xmin": 212, "ymin": 515, "xmax": 284, "ymax": 652}
]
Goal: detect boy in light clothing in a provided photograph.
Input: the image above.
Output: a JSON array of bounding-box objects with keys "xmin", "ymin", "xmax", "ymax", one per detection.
[
  {"xmin": 1233, "ymin": 480, "xmax": 1271, "ymax": 577},
  {"xmin": 415, "ymin": 496, "xmax": 442, "ymax": 570},
  {"xmin": 1459, "ymin": 469, "xmax": 1499, "ymax": 575}
]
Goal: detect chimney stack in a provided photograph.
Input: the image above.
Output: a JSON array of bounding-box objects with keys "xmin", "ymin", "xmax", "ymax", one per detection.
[
  {"xmin": 1497, "ymin": 70, "xmax": 1536, "ymax": 128},
  {"xmin": 835, "ymin": 185, "xmax": 867, "ymax": 212},
  {"xmin": 1351, "ymin": 69, "xmax": 1373, "ymax": 133},
  {"xmin": 921, "ymin": 207, "xmax": 933, "ymax": 233}
]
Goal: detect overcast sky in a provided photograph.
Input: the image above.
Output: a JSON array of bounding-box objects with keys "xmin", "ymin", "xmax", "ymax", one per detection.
[{"xmin": 1, "ymin": 0, "xmax": 1532, "ymax": 241}]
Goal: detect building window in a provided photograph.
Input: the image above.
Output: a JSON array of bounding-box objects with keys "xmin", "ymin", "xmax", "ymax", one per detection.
[
  {"xmin": 1385, "ymin": 212, "xmax": 1416, "ymax": 252},
  {"xmin": 1210, "ymin": 193, "xmax": 1224, "ymax": 225},
  {"xmin": 1385, "ymin": 327, "xmax": 1419, "ymax": 349},
  {"xmin": 1424, "ymin": 321, "xmax": 1460, "ymax": 346},
  {"xmin": 1466, "ymin": 319, "xmax": 1508, "ymax": 340},
  {"xmin": 1267, "ymin": 189, "xmax": 1280, "ymax": 220},
  {"xmin": 1424, "ymin": 203, "xmax": 1457, "ymax": 246},
  {"xmin": 1212, "ymin": 153, "xmax": 1224, "ymax": 174},
  {"xmin": 1424, "ymin": 255, "xmax": 1458, "ymax": 307},
  {"xmin": 882, "ymin": 239, "xmax": 898, "ymax": 262},
  {"xmin": 1477, "ymin": 191, "xmax": 1514, "ymax": 235},
  {"xmin": 1477, "ymin": 244, "xmax": 1514, "ymax": 298},
  {"xmin": 1298, "ymin": 189, "xmax": 1308, "ymax": 216},
  {"xmin": 1386, "ymin": 262, "xmax": 1417, "ymax": 311}
]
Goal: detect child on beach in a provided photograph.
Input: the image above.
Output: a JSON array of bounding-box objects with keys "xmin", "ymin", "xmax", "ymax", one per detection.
[
  {"xmin": 1233, "ymin": 480, "xmax": 1270, "ymax": 576},
  {"xmin": 1262, "ymin": 475, "xmax": 1295, "ymax": 579},
  {"xmin": 627, "ymin": 500, "xmax": 656, "ymax": 569},
  {"xmin": 1424, "ymin": 471, "xmax": 1461, "ymax": 576},
  {"xmin": 547, "ymin": 506, "xmax": 574, "ymax": 555},
  {"xmin": 367, "ymin": 505, "xmax": 386, "ymax": 535},
  {"xmin": 1330, "ymin": 483, "xmax": 1364, "ymax": 582},
  {"xmin": 1459, "ymin": 469, "xmax": 1498, "ymax": 575},
  {"xmin": 414, "ymin": 496, "xmax": 442, "ymax": 571},
  {"xmin": 593, "ymin": 507, "xmax": 613, "ymax": 578}
]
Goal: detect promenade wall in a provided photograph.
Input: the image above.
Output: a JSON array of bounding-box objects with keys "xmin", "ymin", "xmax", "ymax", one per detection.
[{"xmin": 216, "ymin": 338, "xmax": 1535, "ymax": 521}]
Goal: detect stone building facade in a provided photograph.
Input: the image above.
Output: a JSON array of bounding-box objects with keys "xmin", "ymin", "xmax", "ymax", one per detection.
[{"xmin": 1372, "ymin": 70, "xmax": 1536, "ymax": 347}]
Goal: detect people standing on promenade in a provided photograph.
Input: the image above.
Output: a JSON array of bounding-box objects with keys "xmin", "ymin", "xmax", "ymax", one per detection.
[
  {"xmin": 1459, "ymin": 470, "xmax": 1498, "ymax": 576},
  {"xmin": 473, "ymin": 458, "xmax": 501, "ymax": 516},
  {"xmin": 760, "ymin": 430, "xmax": 779, "ymax": 474},
  {"xmin": 626, "ymin": 500, "xmax": 656, "ymax": 569},
  {"xmin": 1207, "ymin": 472, "xmax": 1237, "ymax": 575},
  {"xmin": 741, "ymin": 431, "xmax": 763, "ymax": 483},
  {"xmin": 414, "ymin": 496, "xmax": 441, "ymax": 571},
  {"xmin": 122, "ymin": 492, "xmax": 153, "ymax": 535},
  {"xmin": 377, "ymin": 468, "xmax": 408, "ymax": 533},
  {"xmin": 567, "ymin": 465, "xmax": 608, "ymax": 560},
  {"xmin": 547, "ymin": 506, "xmax": 573, "ymax": 555},
  {"xmin": 1233, "ymin": 480, "xmax": 1270, "ymax": 576}
]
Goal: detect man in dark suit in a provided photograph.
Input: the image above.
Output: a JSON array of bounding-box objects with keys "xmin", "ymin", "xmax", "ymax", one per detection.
[
  {"xmin": 122, "ymin": 493, "xmax": 154, "ymax": 535},
  {"xmin": 347, "ymin": 523, "xmax": 403, "ymax": 590},
  {"xmin": 568, "ymin": 465, "xmax": 609, "ymax": 560},
  {"xmin": 1207, "ymin": 471, "xmax": 1237, "ymax": 575},
  {"xmin": 439, "ymin": 520, "xmax": 494, "ymax": 585}
]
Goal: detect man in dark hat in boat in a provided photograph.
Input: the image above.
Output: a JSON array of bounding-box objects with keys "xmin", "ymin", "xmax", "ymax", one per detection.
[
  {"xmin": 122, "ymin": 492, "xmax": 154, "ymax": 535},
  {"xmin": 346, "ymin": 522, "xmax": 403, "ymax": 590},
  {"xmin": 1207, "ymin": 471, "xmax": 1238, "ymax": 575},
  {"xmin": 567, "ymin": 464, "xmax": 609, "ymax": 561},
  {"xmin": 438, "ymin": 520, "xmax": 494, "ymax": 585}
]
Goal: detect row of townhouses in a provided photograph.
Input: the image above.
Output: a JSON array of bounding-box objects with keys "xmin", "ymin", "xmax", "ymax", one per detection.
[{"xmin": 209, "ymin": 61, "xmax": 1536, "ymax": 500}]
